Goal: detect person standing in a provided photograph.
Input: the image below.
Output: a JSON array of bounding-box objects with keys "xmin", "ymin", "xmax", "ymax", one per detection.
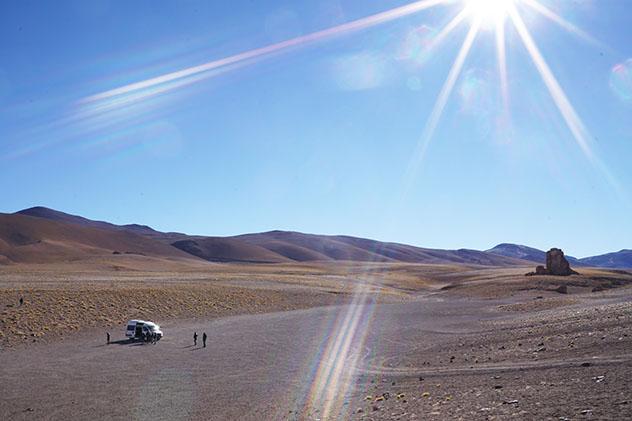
[
  {"xmin": 106, "ymin": 332, "xmax": 110, "ymax": 344},
  {"xmin": 202, "ymin": 332, "xmax": 207, "ymax": 348},
  {"xmin": 19, "ymin": 297, "xmax": 24, "ymax": 306},
  {"xmin": 193, "ymin": 332, "xmax": 198, "ymax": 346}
]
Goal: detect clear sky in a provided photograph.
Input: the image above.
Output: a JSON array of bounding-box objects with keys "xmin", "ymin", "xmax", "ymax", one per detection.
[{"xmin": 1, "ymin": 0, "xmax": 631, "ymax": 257}]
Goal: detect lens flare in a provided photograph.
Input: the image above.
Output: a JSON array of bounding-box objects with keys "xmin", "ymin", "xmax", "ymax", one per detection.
[
  {"xmin": 459, "ymin": 69, "xmax": 490, "ymax": 111},
  {"xmin": 331, "ymin": 52, "xmax": 388, "ymax": 91},
  {"xmin": 69, "ymin": 0, "xmax": 613, "ymax": 199},
  {"xmin": 398, "ymin": 8, "xmax": 470, "ymax": 68},
  {"xmin": 610, "ymin": 59, "xmax": 632, "ymax": 103},
  {"xmin": 302, "ymin": 283, "xmax": 377, "ymax": 419},
  {"xmin": 398, "ymin": 25, "xmax": 438, "ymax": 67},
  {"xmin": 404, "ymin": 17, "xmax": 482, "ymax": 189},
  {"xmin": 80, "ymin": 0, "xmax": 446, "ymax": 106}
]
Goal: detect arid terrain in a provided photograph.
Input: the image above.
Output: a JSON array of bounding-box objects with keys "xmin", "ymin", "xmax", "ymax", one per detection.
[
  {"xmin": 1, "ymin": 260, "xmax": 631, "ymax": 420},
  {"xmin": 1, "ymin": 206, "xmax": 631, "ymax": 420}
]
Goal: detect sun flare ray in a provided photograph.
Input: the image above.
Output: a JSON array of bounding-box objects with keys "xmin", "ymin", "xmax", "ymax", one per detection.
[
  {"xmin": 507, "ymin": 5, "xmax": 624, "ymax": 197},
  {"xmin": 404, "ymin": 17, "xmax": 482, "ymax": 187},
  {"xmin": 423, "ymin": 7, "xmax": 471, "ymax": 56},
  {"xmin": 495, "ymin": 17, "xmax": 510, "ymax": 114},
  {"xmin": 508, "ymin": 6, "xmax": 593, "ymax": 159},
  {"xmin": 81, "ymin": 0, "xmax": 446, "ymax": 106},
  {"xmin": 303, "ymin": 285, "xmax": 375, "ymax": 418},
  {"xmin": 521, "ymin": 0, "xmax": 604, "ymax": 47}
]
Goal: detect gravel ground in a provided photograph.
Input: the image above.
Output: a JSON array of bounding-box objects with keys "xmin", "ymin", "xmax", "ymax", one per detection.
[{"xmin": 1, "ymin": 267, "xmax": 631, "ymax": 420}]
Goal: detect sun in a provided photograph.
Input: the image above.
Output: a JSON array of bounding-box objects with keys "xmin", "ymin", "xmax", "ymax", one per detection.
[{"xmin": 465, "ymin": 0, "xmax": 515, "ymax": 25}]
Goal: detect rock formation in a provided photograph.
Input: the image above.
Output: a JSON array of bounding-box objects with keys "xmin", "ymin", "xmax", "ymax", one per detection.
[
  {"xmin": 546, "ymin": 248, "xmax": 578, "ymax": 276},
  {"xmin": 526, "ymin": 248, "xmax": 578, "ymax": 276}
]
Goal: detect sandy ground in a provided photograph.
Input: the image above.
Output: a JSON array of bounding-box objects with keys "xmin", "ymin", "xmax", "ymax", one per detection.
[
  {"xmin": 349, "ymin": 289, "xmax": 632, "ymax": 420},
  {"xmin": 0, "ymin": 279, "xmax": 344, "ymax": 348},
  {"xmin": 0, "ymin": 261, "xmax": 460, "ymax": 348},
  {"xmin": 1, "ymin": 263, "xmax": 631, "ymax": 420}
]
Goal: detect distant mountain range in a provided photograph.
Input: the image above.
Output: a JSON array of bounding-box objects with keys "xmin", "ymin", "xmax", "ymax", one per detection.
[{"xmin": 0, "ymin": 206, "xmax": 629, "ymax": 269}]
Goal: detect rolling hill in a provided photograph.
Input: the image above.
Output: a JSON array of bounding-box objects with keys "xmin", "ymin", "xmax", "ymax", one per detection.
[
  {"xmin": 234, "ymin": 231, "xmax": 530, "ymax": 266},
  {"xmin": 16, "ymin": 206, "xmax": 159, "ymax": 236},
  {"xmin": 0, "ymin": 212, "xmax": 200, "ymax": 264},
  {"xmin": 487, "ymin": 243, "xmax": 583, "ymax": 266},
  {"xmin": 1, "ymin": 206, "xmax": 629, "ymax": 268},
  {"xmin": 171, "ymin": 237, "xmax": 292, "ymax": 264},
  {"xmin": 580, "ymin": 250, "xmax": 632, "ymax": 269}
]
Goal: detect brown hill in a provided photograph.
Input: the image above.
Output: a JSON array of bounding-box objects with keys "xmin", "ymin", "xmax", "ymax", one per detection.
[
  {"xmin": 16, "ymin": 206, "xmax": 159, "ymax": 235},
  {"xmin": 4, "ymin": 207, "xmax": 533, "ymax": 267},
  {"xmin": 0, "ymin": 213, "xmax": 199, "ymax": 264},
  {"xmin": 232, "ymin": 231, "xmax": 529, "ymax": 266},
  {"xmin": 233, "ymin": 231, "xmax": 394, "ymax": 262},
  {"xmin": 171, "ymin": 238, "xmax": 292, "ymax": 264}
]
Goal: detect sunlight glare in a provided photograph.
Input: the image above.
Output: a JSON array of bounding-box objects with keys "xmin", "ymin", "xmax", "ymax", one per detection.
[{"xmin": 465, "ymin": 0, "xmax": 514, "ymax": 26}]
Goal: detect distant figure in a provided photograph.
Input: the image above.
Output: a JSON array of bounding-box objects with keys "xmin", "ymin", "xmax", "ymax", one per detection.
[
  {"xmin": 193, "ymin": 332, "xmax": 198, "ymax": 346},
  {"xmin": 202, "ymin": 332, "xmax": 207, "ymax": 348},
  {"xmin": 152, "ymin": 332, "xmax": 157, "ymax": 344},
  {"xmin": 106, "ymin": 332, "xmax": 110, "ymax": 344},
  {"xmin": 19, "ymin": 297, "xmax": 23, "ymax": 306}
]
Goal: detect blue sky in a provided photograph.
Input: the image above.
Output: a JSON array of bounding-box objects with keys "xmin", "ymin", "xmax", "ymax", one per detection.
[{"xmin": 1, "ymin": 0, "xmax": 631, "ymax": 257}]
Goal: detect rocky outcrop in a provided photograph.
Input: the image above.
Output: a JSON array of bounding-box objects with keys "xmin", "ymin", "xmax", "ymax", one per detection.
[
  {"xmin": 526, "ymin": 248, "xmax": 579, "ymax": 276},
  {"xmin": 546, "ymin": 248, "xmax": 578, "ymax": 276}
]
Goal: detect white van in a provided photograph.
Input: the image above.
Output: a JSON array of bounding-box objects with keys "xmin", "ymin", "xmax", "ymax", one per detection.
[{"xmin": 125, "ymin": 319, "xmax": 163, "ymax": 340}]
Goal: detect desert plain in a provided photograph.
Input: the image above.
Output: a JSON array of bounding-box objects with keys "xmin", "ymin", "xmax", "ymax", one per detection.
[{"xmin": 1, "ymin": 257, "xmax": 631, "ymax": 420}]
